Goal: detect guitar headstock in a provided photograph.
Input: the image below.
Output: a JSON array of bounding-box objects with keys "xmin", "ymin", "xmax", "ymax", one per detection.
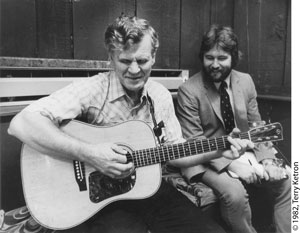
[{"xmin": 249, "ymin": 122, "xmax": 283, "ymax": 143}]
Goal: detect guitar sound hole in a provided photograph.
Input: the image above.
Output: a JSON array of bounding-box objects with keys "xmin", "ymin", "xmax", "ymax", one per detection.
[{"xmin": 89, "ymin": 171, "xmax": 136, "ymax": 203}]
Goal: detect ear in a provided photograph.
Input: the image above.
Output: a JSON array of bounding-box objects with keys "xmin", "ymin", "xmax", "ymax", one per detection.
[
  {"xmin": 108, "ymin": 53, "xmax": 115, "ymax": 69},
  {"xmin": 151, "ymin": 53, "xmax": 156, "ymax": 65}
]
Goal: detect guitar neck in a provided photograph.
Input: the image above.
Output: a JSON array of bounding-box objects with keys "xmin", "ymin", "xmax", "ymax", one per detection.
[{"xmin": 130, "ymin": 132, "xmax": 250, "ymax": 168}]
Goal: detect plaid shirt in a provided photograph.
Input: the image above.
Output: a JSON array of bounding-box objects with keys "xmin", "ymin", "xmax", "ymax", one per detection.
[{"xmin": 25, "ymin": 71, "xmax": 183, "ymax": 144}]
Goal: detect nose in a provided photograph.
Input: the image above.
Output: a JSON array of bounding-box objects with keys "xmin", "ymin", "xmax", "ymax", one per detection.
[
  {"xmin": 128, "ymin": 61, "xmax": 140, "ymax": 74},
  {"xmin": 211, "ymin": 59, "xmax": 220, "ymax": 69}
]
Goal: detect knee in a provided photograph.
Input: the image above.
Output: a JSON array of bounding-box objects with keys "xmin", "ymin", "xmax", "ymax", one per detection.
[
  {"xmin": 273, "ymin": 174, "xmax": 291, "ymax": 199},
  {"xmin": 219, "ymin": 185, "xmax": 248, "ymax": 207}
]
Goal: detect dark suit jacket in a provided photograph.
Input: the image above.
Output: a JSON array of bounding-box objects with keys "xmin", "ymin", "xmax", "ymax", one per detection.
[{"xmin": 176, "ymin": 70, "xmax": 275, "ymax": 181}]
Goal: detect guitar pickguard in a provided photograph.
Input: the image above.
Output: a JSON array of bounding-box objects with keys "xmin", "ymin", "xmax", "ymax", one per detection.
[{"xmin": 89, "ymin": 171, "xmax": 136, "ymax": 203}]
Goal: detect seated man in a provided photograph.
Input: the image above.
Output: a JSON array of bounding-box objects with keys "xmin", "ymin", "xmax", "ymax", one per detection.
[
  {"xmin": 176, "ymin": 24, "xmax": 291, "ymax": 233},
  {"xmin": 8, "ymin": 16, "xmax": 253, "ymax": 233}
]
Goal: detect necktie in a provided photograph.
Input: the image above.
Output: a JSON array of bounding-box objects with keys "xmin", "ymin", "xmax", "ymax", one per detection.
[{"xmin": 219, "ymin": 81, "xmax": 235, "ymax": 134}]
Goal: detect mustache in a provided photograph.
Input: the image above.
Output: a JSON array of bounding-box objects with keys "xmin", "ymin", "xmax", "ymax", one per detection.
[
  {"xmin": 209, "ymin": 67, "xmax": 221, "ymax": 72},
  {"xmin": 203, "ymin": 66, "xmax": 232, "ymax": 81}
]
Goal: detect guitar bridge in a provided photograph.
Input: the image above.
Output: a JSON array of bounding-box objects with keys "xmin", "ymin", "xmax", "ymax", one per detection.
[
  {"xmin": 89, "ymin": 171, "xmax": 136, "ymax": 203},
  {"xmin": 73, "ymin": 160, "xmax": 87, "ymax": 191}
]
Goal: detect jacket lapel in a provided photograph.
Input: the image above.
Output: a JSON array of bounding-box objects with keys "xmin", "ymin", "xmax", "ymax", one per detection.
[
  {"xmin": 231, "ymin": 71, "xmax": 249, "ymax": 131},
  {"xmin": 203, "ymin": 75, "xmax": 224, "ymax": 126}
]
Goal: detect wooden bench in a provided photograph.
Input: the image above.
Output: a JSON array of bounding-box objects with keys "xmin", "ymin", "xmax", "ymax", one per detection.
[{"xmin": 0, "ymin": 69, "xmax": 188, "ymax": 117}]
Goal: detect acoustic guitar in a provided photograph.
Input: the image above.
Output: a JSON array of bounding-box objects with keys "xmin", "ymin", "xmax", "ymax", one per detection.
[{"xmin": 21, "ymin": 120, "xmax": 283, "ymax": 229}]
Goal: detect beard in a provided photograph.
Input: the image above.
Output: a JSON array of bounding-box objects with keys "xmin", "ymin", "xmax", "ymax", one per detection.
[{"xmin": 203, "ymin": 65, "xmax": 232, "ymax": 83}]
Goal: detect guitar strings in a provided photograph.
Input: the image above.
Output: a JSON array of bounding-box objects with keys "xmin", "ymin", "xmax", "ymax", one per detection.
[
  {"xmin": 131, "ymin": 127, "xmax": 276, "ymax": 167},
  {"xmin": 131, "ymin": 136, "xmax": 233, "ymax": 167}
]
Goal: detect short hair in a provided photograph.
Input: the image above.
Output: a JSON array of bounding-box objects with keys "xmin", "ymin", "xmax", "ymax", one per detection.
[
  {"xmin": 104, "ymin": 15, "xmax": 159, "ymax": 56},
  {"xmin": 199, "ymin": 24, "xmax": 242, "ymax": 68}
]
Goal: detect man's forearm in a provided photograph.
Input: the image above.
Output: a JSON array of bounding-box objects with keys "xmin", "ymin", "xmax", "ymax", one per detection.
[
  {"xmin": 168, "ymin": 150, "xmax": 221, "ymax": 168},
  {"xmin": 8, "ymin": 111, "xmax": 92, "ymax": 162}
]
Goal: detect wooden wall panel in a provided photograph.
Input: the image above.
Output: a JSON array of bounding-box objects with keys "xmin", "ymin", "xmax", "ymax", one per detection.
[
  {"xmin": 233, "ymin": 0, "xmax": 250, "ymax": 72},
  {"xmin": 234, "ymin": 0, "xmax": 290, "ymax": 97},
  {"xmin": 210, "ymin": 0, "xmax": 234, "ymax": 26},
  {"xmin": 180, "ymin": 0, "xmax": 235, "ymax": 76},
  {"xmin": 137, "ymin": 0, "xmax": 181, "ymax": 69},
  {"xmin": 0, "ymin": 0, "xmax": 36, "ymax": 57},
  {"xmin": 73, "ymin": 0, "xmax": 135, "ymax": 60},
  {"xmin": 0, "ymin": 0, "xmax": 291, "ymax": 95},
  {"xmin": 180, "ymin": 0, "xmax": 211, "ymax": 76},
  {"xmin": 36, "ymin": 0, "xmax": 73, "ymax": 59},
  {"xmin": 283, "ymin": 0, "xmax": 291, "ymax": 89}
]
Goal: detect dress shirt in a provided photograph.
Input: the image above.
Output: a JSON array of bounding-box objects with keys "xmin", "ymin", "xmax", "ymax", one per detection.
[{"xmin": 214, "ymin": 75, "xmax": 235, "ymax": 115}]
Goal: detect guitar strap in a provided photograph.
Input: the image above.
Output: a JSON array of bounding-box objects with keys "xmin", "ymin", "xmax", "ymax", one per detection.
[{"xmin": 147, "ymin": 94, "xmax": 165, "ymax": 146}]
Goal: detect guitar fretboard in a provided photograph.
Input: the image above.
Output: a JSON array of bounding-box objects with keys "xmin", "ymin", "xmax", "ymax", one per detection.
[{"xmin": 130, "ymin": 132, "xmax": 250, "ymax": 168}]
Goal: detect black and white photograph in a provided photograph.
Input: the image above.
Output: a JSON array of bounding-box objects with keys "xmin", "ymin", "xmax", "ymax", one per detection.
[{"xmin": 0, "ymin": 0, "xmax": 294, "ymax": 233}]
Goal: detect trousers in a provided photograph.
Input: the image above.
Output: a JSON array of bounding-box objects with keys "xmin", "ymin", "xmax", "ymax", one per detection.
[
  {"xmin": 201, "ymin": 168, "xmax": 291, "ymax": 233},
  {"xmin": 63, "ymin": 180, "xmax": 226, "ymax": 233}
]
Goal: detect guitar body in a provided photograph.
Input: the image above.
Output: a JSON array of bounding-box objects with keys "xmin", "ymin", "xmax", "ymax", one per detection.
[{"xmin": 21, "ymin": 120, "xmax": 161, "ymax": 230}]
